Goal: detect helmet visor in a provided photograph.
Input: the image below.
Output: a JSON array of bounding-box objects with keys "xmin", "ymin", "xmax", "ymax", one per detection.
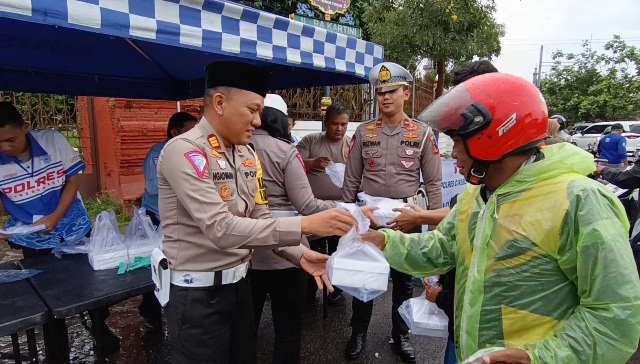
[{"xmin": 417, "ymin": 84, "xmax": 474, "ymax": 134}]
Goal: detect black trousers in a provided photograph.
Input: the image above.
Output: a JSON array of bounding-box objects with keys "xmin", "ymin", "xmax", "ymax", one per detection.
[
  {"xmin": 145, "ymin": 209, "xmax": 161, "ymax": 227},
  {"xmin": 166, "ymin": 277, "xmax": 256, "ymax": 364},
  {"xmin": 250, "ymin": 268, "xmax": 307, "ymax": 364}
]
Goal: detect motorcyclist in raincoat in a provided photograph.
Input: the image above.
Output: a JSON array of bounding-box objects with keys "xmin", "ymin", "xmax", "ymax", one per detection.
[
  {"xmin": 361, "ymin": 73, "xmax": 640, "ymax": 364},
  {"xmin": 549, "ymin": 114, "xmax": 573, "ymax": 144}
]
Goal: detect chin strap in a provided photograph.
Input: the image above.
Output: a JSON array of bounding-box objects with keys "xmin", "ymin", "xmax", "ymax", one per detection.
[{"xmin": 468, "ymin": 160, "xmax": 490, "ymax": 185}]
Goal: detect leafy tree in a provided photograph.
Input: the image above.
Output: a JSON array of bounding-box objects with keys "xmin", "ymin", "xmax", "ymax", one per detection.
[
  {"xmin": 363, "ymin": 0, "xmax": 504, "ymax": 97},
  {"xmin": 541, "ymin": 35, "xmax": 640, "ymax": 123},
  {"xmin": 344, "ymin": 0, "xmax": 375, "ymax": 40}
]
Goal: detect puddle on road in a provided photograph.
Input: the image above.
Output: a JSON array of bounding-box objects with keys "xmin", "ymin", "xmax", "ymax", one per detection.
[
  {"xmin": 0, "ymin": 242, "xmax": 171, "ymax": 363},
  {"xmin": 0, "ymin": 298, "xmax": 171, "ymax": 363}
]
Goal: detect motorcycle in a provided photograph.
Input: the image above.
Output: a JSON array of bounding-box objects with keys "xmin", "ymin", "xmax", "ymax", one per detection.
[
  {"xmin": 593, "ymin": 158, "xmax": 639, "ymax": 235},
  {"xmin": 586, "ymin": 142, "xmax": 598, "ymax": 158}
]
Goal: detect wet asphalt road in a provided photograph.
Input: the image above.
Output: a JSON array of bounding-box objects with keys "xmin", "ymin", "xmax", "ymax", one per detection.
[
  {"xmin": 2, "ymin": 245, "xmax": 640, "ymax": 363},
  {"xmin": 0, "ymin": 276, "xmax": 448, "ymax": 364}
]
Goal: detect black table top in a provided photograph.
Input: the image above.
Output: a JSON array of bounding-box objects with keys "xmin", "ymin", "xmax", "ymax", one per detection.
[
  {"xmin": 0, "ymin": 262, "xmax": 49, "ymax": 336},
  {"xmin": 19, "ymin": 254, "xmax": 154, "ymax": 319}
]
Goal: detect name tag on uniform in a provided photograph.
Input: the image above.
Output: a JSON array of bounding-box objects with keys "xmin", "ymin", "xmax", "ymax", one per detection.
[{"xmin": 151, "ymin": 248, "xmax": 170, "ymax": 307}]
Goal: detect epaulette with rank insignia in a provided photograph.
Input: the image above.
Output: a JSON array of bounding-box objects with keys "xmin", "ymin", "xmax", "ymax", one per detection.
[
  {"xmin": 362, "ymin": 119, "xmax": 382, "ymax": 131},
  {"xmin": 402, "ymin": 118, "xmax": 421, "ymax": 132}
]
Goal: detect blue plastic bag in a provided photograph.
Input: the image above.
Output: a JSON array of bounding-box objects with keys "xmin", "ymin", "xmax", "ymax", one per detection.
[{"xmin": 0, "ymin": 269, "xmax": 42, "ymax": 283}]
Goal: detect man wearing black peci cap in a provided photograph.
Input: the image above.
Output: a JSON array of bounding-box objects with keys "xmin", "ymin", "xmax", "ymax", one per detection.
[{"xmin": 157, "ymin": 61, "xmax": 358, "ymax": 363}]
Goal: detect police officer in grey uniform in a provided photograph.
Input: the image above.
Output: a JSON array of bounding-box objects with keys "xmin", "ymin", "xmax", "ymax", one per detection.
[
  {"xmin": 342, "ymin": 62, "xmax": 443, "ymax": 363},
  {"xmin": 297, "ymin": 103, "xmax": 351, "ymax": 200},
  {"xmin": 297, "ymin": 102, "xmax": 352, "ymax": 304},
  {"xmin": 249, "ymin": 94, "xmax": 337, "ymax": 364},
  {"xmin": 157, "ymin": 61, "xmax": 357, "ymax": 364}
]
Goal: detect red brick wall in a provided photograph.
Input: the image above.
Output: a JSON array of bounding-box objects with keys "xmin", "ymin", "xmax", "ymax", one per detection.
[
  {"xmin": 77, "ymin": 97, "xmax": 95, "ymax": 174},
  {"xmin": 179, "ymin": 98, "xmax": 204, "ymax": 117},
  {"xmin": 89, "ymin": 97, "xmax": 179, "ymax": 200}
]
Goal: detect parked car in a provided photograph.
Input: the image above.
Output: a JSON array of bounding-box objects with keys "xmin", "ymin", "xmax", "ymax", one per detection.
[{"xmin": 575, "ymin": 121, "xmax": 640, "ymax": 162}]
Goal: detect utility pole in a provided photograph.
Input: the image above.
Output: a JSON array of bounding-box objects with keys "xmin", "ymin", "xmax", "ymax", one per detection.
[{"xmin": 537, "ymin": 45, "xmax": 544, "ymax": 87}]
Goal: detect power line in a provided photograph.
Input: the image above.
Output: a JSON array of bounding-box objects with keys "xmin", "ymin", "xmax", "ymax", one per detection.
[
  {"xmin": 502, "ymin": 39, "xmax": 640, "ymax": 46},
  {"xmin": 501, "ymin": 36, "xmax": 640, "ymax": 42},
  {"xmin": 499, "ymin": 49, "xmax": 541, "ymax": 56}
]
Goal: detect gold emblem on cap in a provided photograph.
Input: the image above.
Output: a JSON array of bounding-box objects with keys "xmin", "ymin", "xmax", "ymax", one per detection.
[{"xmin": 378, "ymin": 66, "xmax": 391, "ymax": 83}]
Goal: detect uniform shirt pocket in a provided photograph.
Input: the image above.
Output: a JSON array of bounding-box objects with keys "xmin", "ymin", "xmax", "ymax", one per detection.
[
  {"xmin": 241, "ymin": 168, "xmax": 258, "ymax": 198},
  {"xmin": 362, "ymin": 148, "xmax": 384, "ymax": 171},
  {"xmin": 396, "ymin": 147, "xmax": 420, "ymax": 171},
  {"xmin": 240, "ymin": 164, "xmax": 267, "ymax": 205}
]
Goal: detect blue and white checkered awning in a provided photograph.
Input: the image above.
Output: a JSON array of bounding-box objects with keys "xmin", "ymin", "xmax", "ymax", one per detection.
[{"xmin": 0, "ymin": 0, "xmax": 384, "ymax": 100}]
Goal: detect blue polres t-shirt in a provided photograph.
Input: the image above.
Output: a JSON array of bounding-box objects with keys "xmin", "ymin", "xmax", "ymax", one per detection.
[
  {"xmin": 0, "ymin": 130, "xmax": 91, "ymax": 249},
  {"xmin": 598, "ymin": 133, "xmax": 627, "ymax": 164}
]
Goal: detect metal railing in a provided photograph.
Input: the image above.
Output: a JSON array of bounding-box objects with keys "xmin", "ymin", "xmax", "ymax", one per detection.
[
  {"xmin": 0, "ymin": 92, "xmax": 81, "ymax": 151},
  {"xmin": 276, "ymin": 84, "xmax": 376, "ymax": 122}
]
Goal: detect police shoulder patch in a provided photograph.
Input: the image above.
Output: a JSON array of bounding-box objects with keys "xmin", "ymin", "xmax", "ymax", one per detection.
[
  {"xmin": 184, "ymin": 151, "xmax": 208, "ymax": 179},
  {"xmin": 428, "ymin": 133, "xmax": 439, "ymax": 155},
  {"xmin": 349, "ymin": 135, "xmax": 357, "ymax": 152},
  {"xmin": 295, "ymin": 152, "xmax": 306, "ymax": 172}
]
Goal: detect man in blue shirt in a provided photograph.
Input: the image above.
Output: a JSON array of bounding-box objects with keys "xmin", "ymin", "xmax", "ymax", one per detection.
[
  {"xmin": 598, "ymin": 123, "xmax": 628, "ymax": 170},
  {"xmin": 141, "ymin": 112, "xmax": 198, "ymax": 225},
  {"xmin": 139, "ymin": 111, "xmax": 197, "ymax": 337},
  {"xmin": 0, "ymin": 101, "xmax": 118, "ymax": 361}
]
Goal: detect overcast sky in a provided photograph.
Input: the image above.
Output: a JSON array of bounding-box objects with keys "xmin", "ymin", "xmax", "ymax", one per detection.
[{"xmin": 491, "ymin": 0, "xmax": 640, "ymax": 81}]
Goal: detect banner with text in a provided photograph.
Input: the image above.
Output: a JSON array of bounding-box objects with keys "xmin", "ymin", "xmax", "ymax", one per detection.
[
  {"xmin": 310, "ymin": 0, "xmax": 351, "ymax": 15},
  {"xmin": 440, "ymin": 159, "xmax": 467, "ymax": 208}
]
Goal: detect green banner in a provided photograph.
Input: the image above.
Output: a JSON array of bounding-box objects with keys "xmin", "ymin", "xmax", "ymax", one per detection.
[{"xmin": 294, "ymin": 15, "xmax": 362, "ymax": 38}]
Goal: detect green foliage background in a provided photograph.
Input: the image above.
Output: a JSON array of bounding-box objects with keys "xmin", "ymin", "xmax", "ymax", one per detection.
[{"xmin": 541, "ymin": 35, "xmax": 640, "ymax": 124}]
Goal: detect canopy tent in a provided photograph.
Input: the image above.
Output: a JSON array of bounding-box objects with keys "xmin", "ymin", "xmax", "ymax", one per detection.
[{"xmin": 0, "ymin": 0, "xmax": 384, "ymax": 100}]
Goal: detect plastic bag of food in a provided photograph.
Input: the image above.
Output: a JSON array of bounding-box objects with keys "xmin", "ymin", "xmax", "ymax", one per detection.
[
  {"xmin": 325, "ymin": 162, "xmax": 346, "ymax": 188},
  {"xmin": 52, "ymin": 236, "xmax": 90, "ymax": 258},
  {"xmin": 357, "ymin": 192, "xmax": 406, "ymax": 227},
  {"xmin": 326, "ymin": 203, "xmax": 390, "ymax": 302},
  {"xmin": 398, "ymin": 291, "xmax": 448, "ymax": 338},
  {"xmin": 123, "ymin": 207, "xmax": 162, "ymax": 263},
  {"xmin": 87, "ymin": 210, "xmax": 127, "ymax": 270}
]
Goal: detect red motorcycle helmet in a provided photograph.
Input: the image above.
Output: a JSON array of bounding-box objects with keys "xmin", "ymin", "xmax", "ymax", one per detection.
[
  {"xmin": 419, "ymin": 73, "xmax": 548, "ymax": 161},
  {"xmin": 418, "ymin": 73, "xmax": 548, "ymax": 184}
]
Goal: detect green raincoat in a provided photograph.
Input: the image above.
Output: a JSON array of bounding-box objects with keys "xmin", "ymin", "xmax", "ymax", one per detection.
[{"xmin": 381, "ymin": 143, "xmax": 640, "ymax": 363}]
